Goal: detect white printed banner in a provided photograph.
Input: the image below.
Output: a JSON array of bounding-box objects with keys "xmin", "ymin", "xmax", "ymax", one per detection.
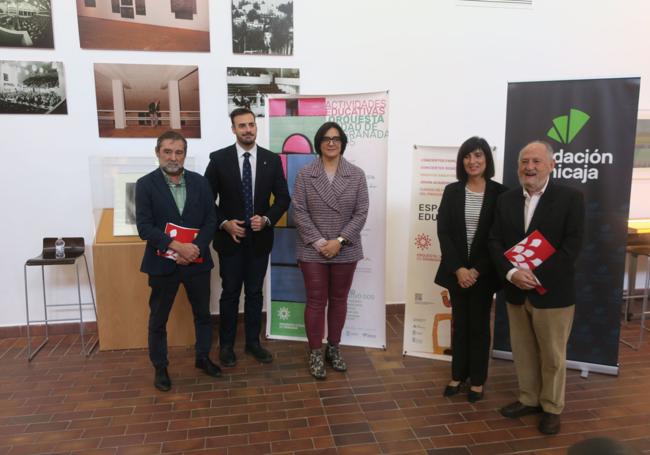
[{"xmin": 403, "ymin": 146, "xmax": 457, "ymax": 360}]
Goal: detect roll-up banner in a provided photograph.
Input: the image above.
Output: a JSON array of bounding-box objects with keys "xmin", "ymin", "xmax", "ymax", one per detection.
[
  {"xmin": 264, "ymin": 92, "xmax": 388, "ymax": 349},
  {"xmin": 403, "ymin": 146, "xmax": 458, "ymax": 359},
  {"xmin": 495, "ymin": 78, "xmax": 640, "ymax": 375}
]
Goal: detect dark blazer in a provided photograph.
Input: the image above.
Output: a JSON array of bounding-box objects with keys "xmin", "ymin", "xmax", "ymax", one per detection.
[
  {"xmin": 434, "ymin": 179, "xmax": 507, "ymax": 293},
  {"xmin": 488, "ymin": 181, "xmax": 585, "ymax": 309},
  {"xmin": 204, "ymin": 144, "xmax": 290, "ymax": 257},
  {"xmin": 292, "ymin": 157, "xmax": 369, "ymax": 263},
  {"xmin": 135, "ymin": 168, "xmax": 216, "ymax": 276}
]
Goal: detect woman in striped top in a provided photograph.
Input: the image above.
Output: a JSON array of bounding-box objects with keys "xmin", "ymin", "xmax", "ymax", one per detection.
[{"xmin": 434, "ymin": 137, "xmax": 507, "ymax": 403}]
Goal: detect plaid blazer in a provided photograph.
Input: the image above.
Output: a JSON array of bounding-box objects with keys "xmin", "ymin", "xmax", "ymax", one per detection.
[{"xmin": 292, "ymin": 157, "xmax": 369, "ymax": 263}]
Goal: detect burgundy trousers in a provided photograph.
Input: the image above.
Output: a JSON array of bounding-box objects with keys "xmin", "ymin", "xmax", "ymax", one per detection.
[{"xmin": 299, "ymin": 261, "xmax": 357, "ymax": 349}]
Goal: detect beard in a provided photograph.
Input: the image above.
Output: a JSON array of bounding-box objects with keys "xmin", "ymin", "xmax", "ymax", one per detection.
[
  {"xmin": 161, "ymin": 163, "xmax": 183, "ymax": 176},
  {"xmin": 237, "ymin": 133, "xmax": 255, "ymax": 145}
]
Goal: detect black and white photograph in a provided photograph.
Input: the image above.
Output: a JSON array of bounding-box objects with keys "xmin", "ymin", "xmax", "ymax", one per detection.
[
  {"xmin": 113, "ymin": 173, "xmax": 144, "ymax": 236},
  {"xmin": 0, "ymin": 60, "xmax": 66, "ymax": 114},
  {"xmin": 76, "ymin": 0, "xmax": 210, "ymax": 52},
  {"xmin": 93, "ymin": 63, "xmax": 201, "ymax": 138},
  {"xmin": 227, "ymin": 67, "xmax": 299, "ymax": 117},
  {"xmin": 231, "ymin": 0, "xmax": 293, "ymax": 55},
  {"xmin": 0, "ymin": 0, "xmax": 53, "ymax": 48}
]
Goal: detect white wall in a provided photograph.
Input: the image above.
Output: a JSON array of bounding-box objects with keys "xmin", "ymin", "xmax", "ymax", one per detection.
[
  {"xmin": 75, "ymin": 0, "xmax": 210, "ymax": 32},
  {"xmin": 2, "ymin": 0, "xmax": 650, "ymax": 327}
]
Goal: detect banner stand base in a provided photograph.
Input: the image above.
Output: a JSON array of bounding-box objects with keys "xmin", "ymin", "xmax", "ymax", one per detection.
[{"xmin": 492, "ymin": 350, "xmax": 619, "ymax": 377}]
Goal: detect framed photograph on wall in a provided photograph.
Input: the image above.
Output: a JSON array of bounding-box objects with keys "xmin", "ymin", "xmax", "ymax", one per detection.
[
  {"xmin": 77, "ymin": 0, "xmax": 210, "ymax": 51},
  {"xmin": 232, "ymin": 0, "xmax": 293, "ymax": 55},
  {"xmin": 0, "ymin": 61, "xmax": 67, "ymax": 114},
  {"xmin": 120, "ymin": 6, "xmax": 135, "ymax": 19},
  {"xmin": 93, "ymin": 63, "xmax": 201, "ymax": 138},
  {"xmin": 227, "ymin": 67, "xmax": 299, "ymax": 117},
  {"xmin": 135, "ymin": 0, "xmax": 146, "ymax": 15},
  {"xmin": 0, "ymin": 1, "xmax": 54, "ymax": 48}
]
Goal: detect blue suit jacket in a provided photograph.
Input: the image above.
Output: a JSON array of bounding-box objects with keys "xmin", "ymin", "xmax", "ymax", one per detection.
[{"xmin": 135, "ymin": 168, "xmax": 216, "ymax": 276}]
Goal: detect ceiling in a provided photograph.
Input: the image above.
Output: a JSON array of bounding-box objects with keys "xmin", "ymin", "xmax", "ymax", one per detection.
[{"xmin": 93, "ymin": 63, "xmax": 200, "ymax": 110}]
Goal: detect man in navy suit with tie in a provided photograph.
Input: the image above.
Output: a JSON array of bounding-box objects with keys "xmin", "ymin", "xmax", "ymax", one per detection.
[
  {"xmin": 136, "ymin": 131, "xmax": 221, "ymax": 392},
  {"xmin": 204, "ymin": 108, "xmax": 290, "ymax": 366}
]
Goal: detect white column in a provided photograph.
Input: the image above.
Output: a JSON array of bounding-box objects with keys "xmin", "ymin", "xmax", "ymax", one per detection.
[
  {"xmin": 55, "ymin": 62, "xmax": 65, "ymax": 98},
  {"xmin": 168, "ymin": 80, "xmax": 181, "ymax": 129},
  {"xmin": 112, "ymin": 79, "xmax": 126, "ymax": 129}
]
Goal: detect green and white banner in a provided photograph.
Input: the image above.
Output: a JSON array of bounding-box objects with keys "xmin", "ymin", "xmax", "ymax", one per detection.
[
  {"xmin": 264, "ymin": 92, "xmax": 388, "ymax": 349},
  {"xmin": 403, "ymin": 146, "xmax": 458, "ymax": 360}
]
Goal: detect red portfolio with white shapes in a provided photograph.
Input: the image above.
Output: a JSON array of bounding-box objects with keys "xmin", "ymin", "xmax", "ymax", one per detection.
[
  {"xmin": 157, "ymin": 222, "xmax": 204, "ymax": 264},
  {"xmin": 504, "ymin": 229, "xmax": 555, "ymax": 295}
]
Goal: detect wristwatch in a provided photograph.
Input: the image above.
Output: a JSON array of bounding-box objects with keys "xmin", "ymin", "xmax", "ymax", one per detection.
[{"xmin": 337, "ymin": 236, "xmax": 348, "ymax": 246}]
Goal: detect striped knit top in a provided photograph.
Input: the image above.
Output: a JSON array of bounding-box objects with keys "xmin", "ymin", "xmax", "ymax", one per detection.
[{"xmin": 465, "ymin": 187, "xmax": 484, "ymax": 257}]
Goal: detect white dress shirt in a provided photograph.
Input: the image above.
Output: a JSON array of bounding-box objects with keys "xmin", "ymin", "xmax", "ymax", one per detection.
[
  {"xmin": 506, "ymin": 177, "xmax": 550, "ymax": 283},
  {"xmin": 219, "ymin": 142, "xmax": 269, "ymax": 229}
]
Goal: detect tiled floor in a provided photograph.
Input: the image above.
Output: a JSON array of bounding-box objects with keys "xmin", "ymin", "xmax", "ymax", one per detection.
[
  {"xmin": 77, "ymin": 17, "xmax": 211, "ymax": 52},
  {"xmin": 1, "ymin": 308, "xmax": 649, "ymax": 455}
]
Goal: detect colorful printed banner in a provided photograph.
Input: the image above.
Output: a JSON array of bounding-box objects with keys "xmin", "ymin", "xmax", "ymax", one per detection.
[
  {"xmin": 264, "ymin": 92, "xmax": 388, "ymax": 349},
  {"xmin": 403, "ymin": 146, "xmax": 458, "ymax": 360}
]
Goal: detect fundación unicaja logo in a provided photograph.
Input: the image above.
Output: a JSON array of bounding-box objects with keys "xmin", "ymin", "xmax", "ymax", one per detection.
[
  {"xmin": 545, "ymin": 108, "xmax": 612, "ymax": 183},
  {"xmin": 546, "ymin": 108, "xmax": 590, "ymax": 144}
]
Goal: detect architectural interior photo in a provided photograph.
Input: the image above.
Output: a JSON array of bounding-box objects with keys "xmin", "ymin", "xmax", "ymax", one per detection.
[
  {"xmin": 76, "ymin": 0, "xmax": 210, "ymax": 52},
  {"xmin": 93, "ymin": 63, "xmax": 200, "ymax": 138}
]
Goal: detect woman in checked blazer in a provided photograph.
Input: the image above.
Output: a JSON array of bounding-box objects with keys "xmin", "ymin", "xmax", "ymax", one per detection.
[{"xmin": 292, "ymin": 121, "xmax": 369, "ymax": 379}]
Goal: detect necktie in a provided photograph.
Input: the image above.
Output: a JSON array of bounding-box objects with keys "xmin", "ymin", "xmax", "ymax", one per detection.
[{"xmin": 242, "ymin": 152, "xmax": 253, "ymax": 225}]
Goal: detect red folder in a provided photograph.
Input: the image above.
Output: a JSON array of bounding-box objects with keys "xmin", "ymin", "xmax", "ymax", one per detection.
[
  {"xmin": 157, "ymin": 222, "xmax": 204, "ymax": 263},
  {"xmin": 504, "ymin": 230, "xmax": 555, "ymax": 295}
]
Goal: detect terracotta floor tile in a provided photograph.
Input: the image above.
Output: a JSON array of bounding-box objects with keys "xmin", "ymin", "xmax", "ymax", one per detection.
[
  {"xmin": 290, "ymin": 425, "xmax": 330, "ymax": 439},
  {"xmin": 0, "ymin": 311, "xmax": 648, "ymax": 454}
]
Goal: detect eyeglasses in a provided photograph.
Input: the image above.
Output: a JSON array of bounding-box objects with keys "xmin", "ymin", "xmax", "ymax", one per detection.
[{"xmin": 321, "ymin": 136, "xmax": 342, "ymax": 144}]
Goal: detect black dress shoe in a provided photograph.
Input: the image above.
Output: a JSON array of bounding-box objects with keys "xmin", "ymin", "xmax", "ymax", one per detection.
[
  {"xmin": 538, "ymin": 412, "xmax": 561, "ymax": 435},
  {"xmin": 443, "ymin": 383, "xmax": 461, "ymax": 397},
  {"xmin": 195, "ymin": 357, "xmax": 222, "ymax": 378},
  {"xmin": 245, "ymin": 343, "xmax": 273, "ymax": 363},
  {"xmin": 468, "ymin": 390, "xmax": 484, "ymax": 403},
  {"xmin": 500, "ymin": 401, "xmax": 543, "ymax": 419},
  {"xmin": 154, "ymin": 367, "xmax": 171, "ymax": 392},
  {"xmin": 219, "ymin": 346, "xmax": 237, "ymax": 367}
]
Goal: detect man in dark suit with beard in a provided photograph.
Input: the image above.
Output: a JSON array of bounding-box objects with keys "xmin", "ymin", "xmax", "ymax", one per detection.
[
  {"xmin": 136, "ymin": 131, "xmax": 221, "ymax": 392},
  {"xmin": 204, "ymin": 108, "xmax": 290, "ymax": 367},
  {"xmin": 489, "ymin": 140, "xmax": 585, "ymax": 435}
]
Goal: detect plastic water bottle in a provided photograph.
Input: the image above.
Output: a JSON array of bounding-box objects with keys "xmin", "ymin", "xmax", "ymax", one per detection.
[{"xmin": 55, "ymin": 237, "xmax": 65, "ymax": 259}]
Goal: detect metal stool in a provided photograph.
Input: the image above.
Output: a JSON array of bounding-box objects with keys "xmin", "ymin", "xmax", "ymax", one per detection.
[
  {"xmin": 621, "ymin": 245, "xmax": 650, "ymax": 350},
  {"xmin": 24, "ymin": 237, "xmax": 98, "ymax": 360}
]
